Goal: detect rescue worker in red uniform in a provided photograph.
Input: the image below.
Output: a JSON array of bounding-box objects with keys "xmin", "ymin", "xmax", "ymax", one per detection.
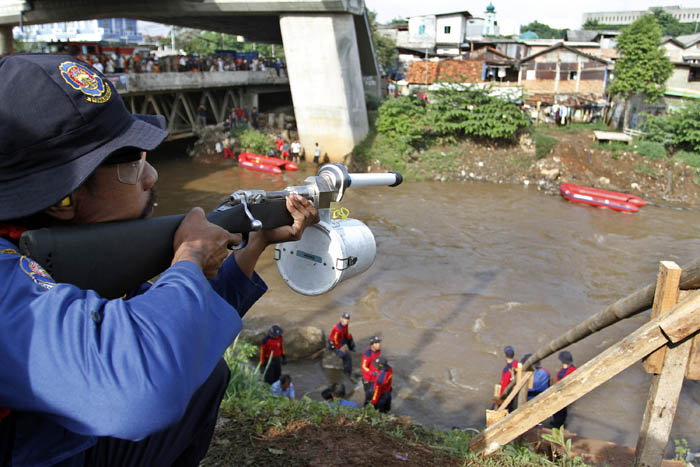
[
  {"xmin": 551, "ymin": 350, "xmax": 576, "ymax": 428},
  {"xmin": 328, "ymin": 313, "xmax": 355, "ymax": 377},
  {"xmin": 492, "ymin": 345, "xmax": 519, "ymax": 411},
  {"xmin": 260, "ymin": 325, "xmax": 286, "ymax": 384},
  {"xmin": 370, "ymin": 357, "xmax": 392, "ymax": 413},
  {"xmin": 361, "ymin": 336, "xmax": 381, "ymax": 405}
]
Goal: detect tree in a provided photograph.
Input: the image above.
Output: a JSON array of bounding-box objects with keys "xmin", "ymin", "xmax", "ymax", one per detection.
[
  {"xmin": 651, "ymin": 8, "xmax": 685, "ymax": 36},
  {"xmin": 519, "ymin": 21, "xmax": 566, "ymax": 39},
  {"xmin": 609, "ymin": 15, "xmax": 673, "ymax": 129},
  {"xmin": 368, "ymin": 10, "xmax": 398, "ymax": 73},
  {"xmin": 169, "ymin": 27, "xmax": 283, "ymax": 58}
]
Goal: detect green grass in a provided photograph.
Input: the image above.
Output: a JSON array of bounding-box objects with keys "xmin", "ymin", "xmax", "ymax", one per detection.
[
  {"xmin": 635, "ymin": 140, "xmax": 668, "ymax": 161},
  {"xmin": 533, "ymin": 131, "xmax": 559, "ymax": 160},
  {"xmin": 592, "ymin": 141, "xmax": 631, "ymax": 152},
  {"xmin": 673, "ymin": 150, "xmax": 700, "ymax": 168},
  {"xmin": 543, "ymin": 121, "xmax": 610, "ymax": 133}
]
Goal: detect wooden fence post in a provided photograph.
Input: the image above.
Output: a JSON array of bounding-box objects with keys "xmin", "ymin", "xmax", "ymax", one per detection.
[
  {"xmin": 642, "ymin": 262, "xmax": 682, "ymax": 374},
  {"xmin": 635, "ymin": 263, "xmax": 693, "ymax": 467}
]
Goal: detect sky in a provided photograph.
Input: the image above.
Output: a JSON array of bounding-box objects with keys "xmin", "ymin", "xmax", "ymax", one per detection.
[{"xmin": 364, "ymin": 0, "xmax": 700, "ymax": 35}]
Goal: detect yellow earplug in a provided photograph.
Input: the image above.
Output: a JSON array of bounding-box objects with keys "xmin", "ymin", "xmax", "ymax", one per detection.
[{"xmin": 59, "ymin": 196, "xmax": 71, "ymax": 207}]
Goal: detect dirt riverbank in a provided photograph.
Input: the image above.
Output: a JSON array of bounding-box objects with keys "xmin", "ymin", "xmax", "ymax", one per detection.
[{"xmin": 354, "ymin": 128, "xmax": 700, "ymax": 210}]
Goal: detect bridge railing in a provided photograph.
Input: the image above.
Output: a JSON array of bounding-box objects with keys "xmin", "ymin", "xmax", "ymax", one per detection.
[{"xmin": 107, "ymin": 71, "xmax": 289, "ymax": 94}]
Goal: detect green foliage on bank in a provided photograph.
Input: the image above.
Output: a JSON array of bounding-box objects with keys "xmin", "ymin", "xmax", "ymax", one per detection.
[
  {"xmin": 374, "ymin": 84, "xmax": 529, "ymax": 154},
  {"xmin": 427, "ymin": 84, "xmax": 531, "ymax": 142},
  {"xmin": 235, "ymin": 128, "xmax": 275, "ymax": 155},
  {"xmin": 640, "ymin": 101, "xmax": 700, "ymax": 153}
]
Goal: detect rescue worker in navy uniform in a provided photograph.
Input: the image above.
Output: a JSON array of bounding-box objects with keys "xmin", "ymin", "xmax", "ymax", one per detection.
[
  {"xmin": 370, "ymin": 357, "xmax": 393, "ymax": 413},
  {"xmin": 361, "ymin": 336, "xmax": 381, "ymax": 406},
  {"xmin": 328, "ymin": 312, "xmax": 355, "ymax": 377},
  {"xmin": 551, "ymin": 351, "xmax": 576, "ymax": 428},
  {"xmin": 0, "ymin": 54, "xmax": 318, "ymax": 467},
  {"xmin": 260, "ymin": 325, "xmax": 286, "ymax": 384},
  {"xmin": 520, "ymin": 353, "xmax": 551, "ymax": 400}
]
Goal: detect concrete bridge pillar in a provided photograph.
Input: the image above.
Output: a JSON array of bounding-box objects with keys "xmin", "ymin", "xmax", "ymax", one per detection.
[
  {"xmin": 280, "ymin": 13, "xmax": 369, "ymax": 163},
  {"xmin": 0, "ymin": 26, "xmax": 13, "ymax": 55}
]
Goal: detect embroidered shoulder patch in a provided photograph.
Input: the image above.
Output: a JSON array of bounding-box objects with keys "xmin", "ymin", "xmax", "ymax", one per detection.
[
  {"xmin": 19, "ymin": 256, "xmax": 56, "ymax": 290},
  {"xmin": 59, "ymin": 61, "xmax": 112, "ymax": 104}
]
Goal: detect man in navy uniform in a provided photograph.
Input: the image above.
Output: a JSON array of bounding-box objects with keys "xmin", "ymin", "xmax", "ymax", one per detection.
[{"xmin": 0, "ymin": 54, "xmax": 318, "ymax": 466}]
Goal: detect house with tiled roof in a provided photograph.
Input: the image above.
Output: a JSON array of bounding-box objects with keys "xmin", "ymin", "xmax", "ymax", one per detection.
[{"xmin": 517, "ymin": 43, "xmax": 612, "ymax": 104}]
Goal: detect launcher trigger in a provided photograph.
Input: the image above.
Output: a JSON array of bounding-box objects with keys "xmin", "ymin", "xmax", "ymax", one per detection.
[{"xmin": 232, "ymin": 232, "xmax": 249, "ymax": 251}]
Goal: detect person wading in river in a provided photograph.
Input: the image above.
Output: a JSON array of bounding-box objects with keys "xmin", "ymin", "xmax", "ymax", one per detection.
[
  {"xmin": 494, "ymin": 345, "xmax": 519, "ymax": 412},
  {"xmin": 361, "ymin": 336, "xmax": 381, "ymax": 406},
  {"xmin": 551, "ymin": 351, "xmax": 576, "ymax": 428},
  {"xmin": 260, "ymin": 325, "xmax": 286, "ymax": 385},
  {"xmin": 329, "ymin": 312, "xmax": 355, "ymax": 379},
  {"xmin": 0, "ymin": 54, "xmax": 318, "ymax": 466}
]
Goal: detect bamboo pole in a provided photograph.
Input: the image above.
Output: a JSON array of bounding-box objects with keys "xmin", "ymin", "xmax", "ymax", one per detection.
[{"xmin": 519, "ymin": 258, "xmax": 700, "ymax": 374}]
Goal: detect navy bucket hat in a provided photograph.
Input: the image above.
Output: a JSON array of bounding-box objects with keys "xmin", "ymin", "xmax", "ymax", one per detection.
[{"xmin": 0, "ymin": 54, "xmax": 168, "ymax": 220}]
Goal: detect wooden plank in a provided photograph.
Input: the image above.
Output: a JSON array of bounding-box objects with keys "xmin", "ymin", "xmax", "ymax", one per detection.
[
  {"xmin": 635, "ymin": 336, "xmax": 693, "ymax": 466},
  {"xmin": 659, "ymin": 290, "xmax": 700, "ymax": 343},
  {"xmin": 687, "ymin": 331, "xmax": 700, "ymax": 380},
  {"xmin": 470, "ymin": 293, "xmax": 700, "ymax": 455},
  {"xmin": 497, "ymin": 371, "xmax": 532, "ymax": 412},
  {"xmin": 486, "ymin": 409, "xmax": 508, "ymax": 427},
  {"xmin": 643, "ymin": 262, "xmax": 682, "ymax": 374},
  {"xmin": 681, "ymin": 290, "xmax": 700, "ymax": 380},
  {"xmin": 594, "ymin": 130, "xmax": 633, "ymax": 143}
]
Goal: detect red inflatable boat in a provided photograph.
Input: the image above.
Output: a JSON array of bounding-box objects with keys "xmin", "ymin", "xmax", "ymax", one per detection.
[
  {"xmin": 237, "ymin": 152, "xmax": 298, "ymax": 175},
  {"xmin": 559, "ymin": 184, "xmax": 646, "ymax": 213}
]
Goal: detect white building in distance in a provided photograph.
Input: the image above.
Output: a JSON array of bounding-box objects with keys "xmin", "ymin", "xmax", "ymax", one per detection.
[
  {"xmin": 583, "ymin": 6, "xmax": 700, "ymax": 25},
  {"xmin": 14, "ymin": 19, "xmax": 143, "ymax": 43}
]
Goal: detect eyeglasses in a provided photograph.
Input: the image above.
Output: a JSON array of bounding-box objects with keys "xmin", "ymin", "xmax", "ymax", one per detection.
[{"xmin": 116, "ymin": 152, "xmax": 147, "ymax": 185}]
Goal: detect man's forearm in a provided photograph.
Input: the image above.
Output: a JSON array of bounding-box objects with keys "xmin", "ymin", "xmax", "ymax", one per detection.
[{"xmin": 233, "ymin": 232, "xmax": 268, "ymax": 278}]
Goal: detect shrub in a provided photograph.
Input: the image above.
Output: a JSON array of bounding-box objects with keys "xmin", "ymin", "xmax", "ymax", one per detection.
[
  {"xmin": 239, "ymin": 129, "xmax": 275, "ymax": 155},
  {"xmin": 635, "ymin": 140, "xmax": 668, "ymax": 160},
  {"xmin": 427, "ymin": 83, "xmax": 530, "ymax": 142},
  {"xmin": 375, "ymin": 96, "xmax": 429, "ymax": 149},
  {"xmin": 639, "ymin": 102, "xmax": 700, "ymax": 152},
  {"xmin": 639, "ymin": 113, "xmax": 677, "ymax": 147},
  {"xmin": 672, "ymin": 101, "xmax": 700, "ymax": 152},
  {"xmin": 534, "ymin": 131, "xmax": 558, "ymax": 159}
]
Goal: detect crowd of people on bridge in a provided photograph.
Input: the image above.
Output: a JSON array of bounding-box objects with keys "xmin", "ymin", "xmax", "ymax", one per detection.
[{"xmin": 66, "ymin": 47, "xmax": 286, "ymax": 76}]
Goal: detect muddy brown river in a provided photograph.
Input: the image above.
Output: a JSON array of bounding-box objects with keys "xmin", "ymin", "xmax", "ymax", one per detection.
[{"xmin": 150, "ymin": 148, "xmax": 699, "ymax": 452}]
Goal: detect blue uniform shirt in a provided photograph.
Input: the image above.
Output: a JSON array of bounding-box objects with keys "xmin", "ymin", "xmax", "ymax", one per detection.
[
  {"xmin": 270, "ymin": 381, "xmax": 295, "ymax": 399},
  {"xmin": 0, "ymin": 238, "xmax": 267, "ymax": 466}
]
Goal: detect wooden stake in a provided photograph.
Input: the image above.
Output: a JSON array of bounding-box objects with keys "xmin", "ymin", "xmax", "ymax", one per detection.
[
  {"xmin": 634, "ymin": 335, "xmax": 693, "ymax": 467},
  {"xmin": 636, "ymin": 263, "xmax": 691, "ymax": 467},
  {"xmin": 470, "ymin": 289, "xmax": 700, "ymax": 456},
  {"xmin": 643, "ymin": 262, "xmax": 682, "ymax": 374}
]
